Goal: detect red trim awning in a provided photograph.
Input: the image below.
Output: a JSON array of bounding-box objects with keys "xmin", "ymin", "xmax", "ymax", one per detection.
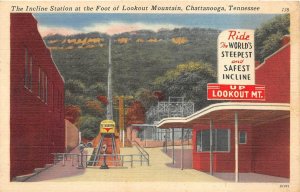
[{"xmin": 157, "ymin": 102, "xmax": 290, "ymax": 129}]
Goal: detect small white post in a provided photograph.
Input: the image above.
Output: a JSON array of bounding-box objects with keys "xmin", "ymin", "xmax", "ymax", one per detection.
[
  {"xmin": 210, "ymin": 119, "xmax": 213, "ymax": 175},
  {"xmin": 235, "ymin": 112, "xmax": 239, "ymax": 182},
  {"xmin": 122, "ymin": 129, "xmax": 125, "ymax": 147},
  {"xmin": 181, "ymin": 128, "xmax": 184, "ymax": 170},
  {"xmin": 172, "ymin": 128, "xmax": 175, "ymax": 165}
]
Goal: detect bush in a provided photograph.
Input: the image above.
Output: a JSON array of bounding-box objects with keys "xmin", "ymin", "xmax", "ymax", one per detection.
[{"xmin": 78, "ymin": 115, "xmax": 100, "ymax": 139}]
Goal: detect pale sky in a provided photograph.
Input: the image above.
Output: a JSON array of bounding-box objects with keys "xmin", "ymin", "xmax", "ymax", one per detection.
[{"xmin": 33, "ymin": 13, "xmax": 280, "ymax": 37}]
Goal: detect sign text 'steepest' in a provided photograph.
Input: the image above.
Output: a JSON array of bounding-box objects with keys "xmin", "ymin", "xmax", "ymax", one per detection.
[
  {"xmin": 218, "ymin": 29, "xmax": 255, "ymax": 85},
  {"xmin": 207, "ymin": 29, "xmax": 265, "ymax": 101},
  {"xmin": 207, "ymin": 84, "xmax": 265, "ymax": 100}
]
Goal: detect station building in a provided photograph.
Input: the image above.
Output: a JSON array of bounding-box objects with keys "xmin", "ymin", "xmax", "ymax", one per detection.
[
  {"xmin": 10, "ymin": 13, "xmax": 65, "ymax": 180},
  {"xmin": 157, "ymin": 37, "xmax": 290, "ymax": 179}
]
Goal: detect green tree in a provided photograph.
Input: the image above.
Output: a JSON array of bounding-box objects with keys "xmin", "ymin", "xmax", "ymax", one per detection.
[
  {"xmin": 134, "ymin": 88, "xmax": 157, "ymax": 110},
  {"xmin": 45, "ymin": 27, "xmax": 220, "ymax": 120},
  {"xmin": 153, "ymin": 61, "xmax": 217, "ymax": 110},
  {"xmin": 83, "ymin": 100, "xmax": 105, "ymax": 117},
  {"xmin": 78, "ymin": 115, "xmax": 100, "ymax": 139},
  {"xmin": 87, "ymin": 82, "xmax": 106, "ymax": 98},
  {"xmin": 255, "ymin": 14, "xmax": 290, "ymax": 62},
  {"xmin": 65, "ymin": 79, "xmax": 86, "ymax": 95},
  {"xmin": 65, "ymin": 105, "xmax": 82, "ymax": 125},
  {"xmin": 125, "ymin": 101, "xmax": 146, "ymax": 126},
  {"xmin": 65, "ymin": 90, "xmax": 81, "ymax": 105}
]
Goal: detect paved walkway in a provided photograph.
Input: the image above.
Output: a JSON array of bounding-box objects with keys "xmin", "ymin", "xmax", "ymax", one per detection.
[
  {"xmin": 25, "ymin": 146, "xmax": 289, "ymax": 183},
  {"xmin": 26, "ymin": 146, "xmax": 222, "ymax": 182},
  {"xmin": 213, "ymin": 173, "xmax": 289, "ymax": 183}
]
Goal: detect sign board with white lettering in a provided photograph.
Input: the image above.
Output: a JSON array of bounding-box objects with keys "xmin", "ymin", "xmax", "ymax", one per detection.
[
  {"xmin": 207, "ymin": 29, "xmax": 265, "ymax": 101},
  {"xmin": 207, "ymin": 84, "xmax": 265, "ymax": 100},
  {"xmin": 218, "ymin": 29, "xmax": 255, "ymax": 85}
]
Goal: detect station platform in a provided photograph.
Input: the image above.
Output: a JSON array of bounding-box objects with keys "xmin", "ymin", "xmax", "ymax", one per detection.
[
  {"xmin": 25, "ymin": 146, "xmax": 288, "ymax": 183},
  {"xmin": 25, "ymin": 146, "xmax": 221, "ymax": 182}
]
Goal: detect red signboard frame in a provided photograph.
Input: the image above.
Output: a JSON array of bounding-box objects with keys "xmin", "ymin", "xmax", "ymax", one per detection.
[{"xmin": 207, "ymin": 83, "xmax": 265, "ymax": 101}]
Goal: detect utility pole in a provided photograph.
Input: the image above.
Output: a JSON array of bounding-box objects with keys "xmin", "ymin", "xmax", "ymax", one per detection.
[
  {"xmin": 107, "ymin": 38, "xmax": 113, "ymax": 120},
  {"xmin": 118, "ymin": 96, "xmax": 125, "ymax": 147}
]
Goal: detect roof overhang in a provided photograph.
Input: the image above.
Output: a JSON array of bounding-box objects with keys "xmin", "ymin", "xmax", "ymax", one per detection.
[
  {"xmin": 157, "ymin": 102, "xmax": 290, "ymax": 129},
  {"xmin": 131, "ymin": 124, "xmax": 156, "ymax": 127}
]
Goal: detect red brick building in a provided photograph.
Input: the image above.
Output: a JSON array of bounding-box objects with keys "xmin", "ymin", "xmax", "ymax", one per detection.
[
  {"xmin": 10, "ymin": 14, "xmax": 65, "ymax": 180},
  {"xmin": 158, "ymin": 41, "xmax": 290, "ymax": 179}
]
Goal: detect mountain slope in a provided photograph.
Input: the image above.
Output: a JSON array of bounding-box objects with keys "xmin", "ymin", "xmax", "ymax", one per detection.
[{"xmin": 45, "ymin": 28, "xmax": 220, "ymax": 96}]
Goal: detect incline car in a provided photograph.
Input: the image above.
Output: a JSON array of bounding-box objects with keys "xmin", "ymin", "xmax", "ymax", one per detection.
[{"xmin": 100, "ymin": 119, "xmax": 116, "ymax": 134}]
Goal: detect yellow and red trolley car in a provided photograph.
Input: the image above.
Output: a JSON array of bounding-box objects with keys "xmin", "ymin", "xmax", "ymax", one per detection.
[{"xmin": 100, "ymin": 119, "xmax": 116, "ymax": 134}]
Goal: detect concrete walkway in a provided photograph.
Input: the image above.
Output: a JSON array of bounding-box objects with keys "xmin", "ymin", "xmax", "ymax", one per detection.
[
  {"xmin": 213, "ymin": 173, "xmax": 289, "ymax": 183},
  {"xmin": 26, "ymin": 146, "xmax": 222, "ymax": 182},
  {"xmin": 25, "ymin": 146, "xmax": 288, "ymax": 183}
]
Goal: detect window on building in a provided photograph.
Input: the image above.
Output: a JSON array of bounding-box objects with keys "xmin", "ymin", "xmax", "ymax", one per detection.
[
  {"xmin": 38, "ymin": 67, "xmax": 48, "ymax": 103},
  {"xmin": 42, "ymin": 70, "xmax": 44, "ymax": 101},
  {"xmin": 57, "ymin": 90, "xmax": 60, "ymax": 108},
  {"xmin": 52, "ymin": 83, "xmax": 54, "ymax": 110},
  {"xmin": 45, "ymin": 74, "xmax": 48, "ymax": 104},
  {"xmin": 196, "ymin": 129, "xmax": 230, "ymax": 152},
  {"xmin": 38, "ymin": 67, "xmax": 41, "ymax": 98},
  {"xmin": 215, "ymin": 129, "xmax": 230, "ymax": 151},
  {"xmin": 60, "ymin": 91, "xmax": 62, "ymax": 108},
  {"xmin": 61, "ymin": 92, "xmax": 63, "ymax": 107},
  {"xmin": 239, "ymin": 131, "xmax": 247, "ymax": 144},
  {"xmin": 197, "ymin": 130, "xmax": 211, "ymax": 152},
  {"xmin": 24, "ymin": 48, "xmax": 28, "ymax": 86},
  {"xmin": 24, "ymin": 48, "xmax": 32, "ymax": 90},
  {"xmin": 29, "ymin": 56, "xmax": 33, "ymax": 90}
]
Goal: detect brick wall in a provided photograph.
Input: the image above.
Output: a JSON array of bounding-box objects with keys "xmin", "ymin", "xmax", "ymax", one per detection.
[{"xmin": 10, "ymin": 13, "xmax": 65, "ymax": 179}]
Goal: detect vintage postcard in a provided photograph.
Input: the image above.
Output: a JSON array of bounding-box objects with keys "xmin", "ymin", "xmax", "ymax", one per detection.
[{"xmin": 0, "ymin": 1, "xmax": 299, "ymax": 192}]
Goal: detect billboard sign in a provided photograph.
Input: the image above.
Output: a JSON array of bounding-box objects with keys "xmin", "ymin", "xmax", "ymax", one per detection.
[
  {"xmin": 208, "ymin": 29, "xmax": 265, "ymax": 101},
  {"xmin": 218, "ymin": 29, "xmax": 255, "ymax": 85},
  {"xmin": 207, "ymin": 84, "xmax": 265, "ymax": 100}
]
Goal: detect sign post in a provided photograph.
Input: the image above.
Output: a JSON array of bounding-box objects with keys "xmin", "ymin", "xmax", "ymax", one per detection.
[{"xmin": 118, "ymin": 96, "xmax": 125, "ymax": 147}]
